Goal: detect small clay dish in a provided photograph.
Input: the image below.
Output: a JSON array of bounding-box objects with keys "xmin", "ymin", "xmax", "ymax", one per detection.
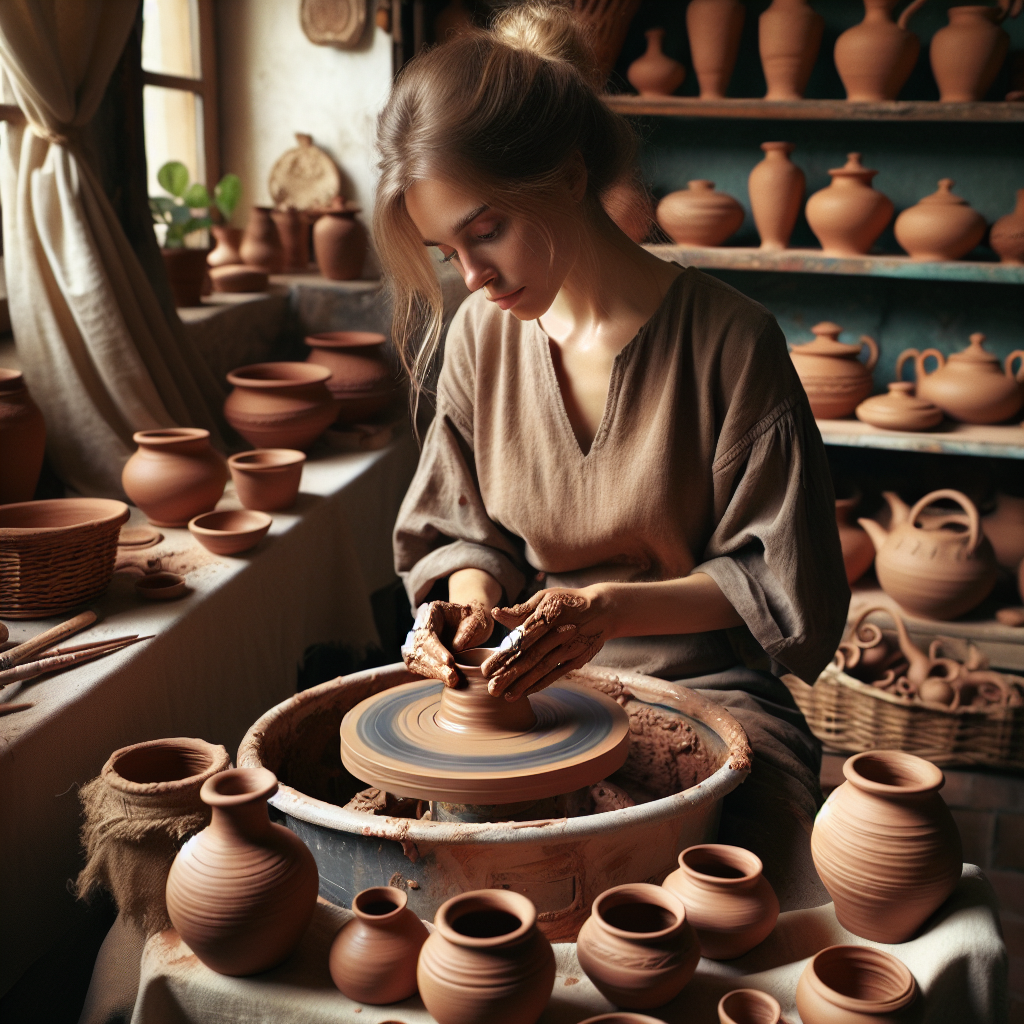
[
  {"xmin": 188, "ymin": 510, "xmax": 272, "ymax": 555},
  {"xmin": 228, "ymin": 449, "xmax": 306, "ymax": 512},
  {"xmin": 856, "ymin": 382, "xmax": 943, "ymax": 432},
  {"xmin": 718, "ymin": 988, "xmax": 782, "ymax": 1024},
  {"xmin": 209, "ymin": 264, "xmax": 269, "ymax": 293},
  {"xmin": 135, "ymin": 571, "xmax": 187, "ymax": 601}
]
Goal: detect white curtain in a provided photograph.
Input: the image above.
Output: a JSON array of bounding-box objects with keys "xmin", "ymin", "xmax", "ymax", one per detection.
[{"xmin": 0, "ymin": 0, "xmax": 227, "ymax": 497}]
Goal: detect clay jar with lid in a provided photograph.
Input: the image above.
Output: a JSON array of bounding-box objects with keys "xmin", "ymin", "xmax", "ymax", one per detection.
[
  {"xmin": 0, "ymin": 369, "xmax": 46, "ymax": 504},
  {"xmin": 121, "ymin": 428, "xmax": 228, "ymax": 528},
  {"xmin": 789, "ymin": 322, "xmax": 879, "ymax": 420},
  {"xmin": 329, "ymin": 885, "xmax": 429, "ymax": 1003},
  {"xmin": 930, "ymin": 5, "xmax": 1012, "ymax": 102},
  {"xmin": 313, "ymin": 208, "xmax": 368, "ymax": 280},
  {"xmin": 805, "ymin": 153, "xmax": 894, "ymax": 255},
  {"xmin": 894, "ymin": 179, "xmax": 987, "ymax": 261},
  {"xmin": 239, "ymin": 206, "xmax": 285, "ymax": 274},
  {"xmin": 834, "ymin": 0, "xmax": 928, "ymax": 101},
  {"xmin": 759, "ymin": 0, "xmax": 824, "ymax": 100},
  {"xmin": 305, "ymin": 331, "xmax": 399, "ymax": 425},
  {"xmin": 686, "ymin": 0, "xmax": 745, "ymax": 99},
  {"xmin": 748, "ymin": 142, "xmax": 805, "ymax": 250},
  {"xmin": 656, "ymin": 181, "xmax": 744, "ymax": 246},
  {"xmin": 855, "ymin": 382, "xmax": 943, "ymax": 431},
  {"xmin": 796, "ymin": 945, "xmax": 918, "ymax": 1024},
  {"xmin": 417, "ymin": 888, "xmax": 555, "ymax": 1024},
  {"xmin": 662, "ymin": 845, "xmax": 779, "ymax": 960},
  {"xmin": 228, "ymin": 449, "xmax": 305, "ymax": 512},
  {"xmin": 627, "ymin": 28, "xmax": 685, "ymax": 96},
  {"xmin": 990, "ymin": 190, "xmax": 1024, "ymax": 265}
]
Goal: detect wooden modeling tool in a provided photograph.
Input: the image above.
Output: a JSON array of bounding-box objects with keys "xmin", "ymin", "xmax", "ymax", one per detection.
[
  {"xmin": 0, "ymin": 636, "xmax": 150, "ymax": 690},
  {"xmin": 0, "ymin": 611, "xmax": 98, "ymax": 672}
]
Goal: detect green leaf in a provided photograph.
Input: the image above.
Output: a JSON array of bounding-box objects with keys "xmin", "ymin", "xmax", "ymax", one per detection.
[
  {"xmin": 214, "ymin": 173, "xmax": 242, "ymax": 220},
  {"xmin": 149, "ymin": 196, "xmax": 175, "ymax": 224},
  {"xmin": 183, "ymin": 183, "xmax": 211, "ymax": 209},
  {"xmin": 169, "ymin": 202, "xmax": 193, "ymax": 226},
  {"xmin": 157, "ymin": 161, "xmax": 190, "ymax": 198}
]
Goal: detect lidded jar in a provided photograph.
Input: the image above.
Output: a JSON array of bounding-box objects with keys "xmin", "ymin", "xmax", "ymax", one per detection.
[
  {"xmin": 805, "ymin": 153, "xmax": 894, "ymax": 256},
  {"xmin": 834, "ymin": 0, "xmax": 928, "ymax": 101},
  {"xmin": 0, "ymin": 368, "xmax": 46, "ymax": 505},
  {"xmin": 855, "ymin": 382, "xmax": 943, "ymax": 431},
  {"xmin": 930, "ymin": 5, "xmax": 1011, "ymax": 102},
  {"xmin": 894, "ymin": 179, "xmax": 987, "ymax": 261},
  {"xmin": 796, "ymin": 945, "xmax": 918, "ymax": 1024},
  {"xmin": 656, "ymin": 181, "xmax": 744, "ymax": 246},
  {"xmin": 627, "ymin": 28, "xmax": 685, "ymax": 96},
  {"xmin": 788, "ymin": 322, "xmax": 879, "ymax": 420}
]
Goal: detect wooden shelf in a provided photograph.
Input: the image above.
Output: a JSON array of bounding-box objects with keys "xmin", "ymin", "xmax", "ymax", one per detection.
[{"xmin": 817, "ymin": 418, "xmax": 1024, "ymax": 460}]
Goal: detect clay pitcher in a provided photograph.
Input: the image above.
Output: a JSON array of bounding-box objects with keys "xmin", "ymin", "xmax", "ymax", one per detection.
[
  {"xmin": 835, "ymin": 495, "xmax": 875, "ymax": 584},
  {"xmin": 239, "ymin": 206, "xmax": 285, "ymax": 274},
  {"xmin": 313, "ymin": 208, "xmax": 368, "ymax": 280},
  {"xmin": 894, "ymin": 179, "xmax": 987, "ymax": 261},
  {"xmin": 834, "ymin": 0, "xmax": 929, "ymax": 101},
  {"xmin": 748, "ymin": 142, "xmax": 805, "ymax": 250},
  {"xmin": 788, "ymin": 322, "xmax": 879, "ymax": 420},
  {"xmin": 207, "ymin": 226, "xmax": 243, "ymax": 268},
  {"xmin": 990, "ymin": 189, "xmax": 1024, "ymax": 264},
  {"xmin": 628, "ymin": 28, "xmax": 686, "ymax": 96},
  {"xmin": 656, "ymin": 181, "xmax": 745, "ymax": 246},
  {"xmin": 759, "ymin": 0, "xmax": 825, "ymax": 100},
  {"xmin": 805, "ymin": 153, "xmax": 894, "ymax": 256},
  {"xmin": 270, "ymin": 207, "xmax": 310, "ymax": 272},
  {"xmin": 0, "ymin": 369, "xmax": 46, "ymax": 504},
  {"xmin": 797, "ymin": 945, "xmax": 918, "ymax": 1024},
  {"xmin": 931, "ymin": 5, "xmax": 1012, "ymax": 102},
  {"xmin": 686, "ymin": 0, "xmax": 745, "ymax": 99}
]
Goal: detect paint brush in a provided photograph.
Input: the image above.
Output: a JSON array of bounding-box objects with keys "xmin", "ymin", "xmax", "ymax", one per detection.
[
  {"xmin": 0, "ymin": 636, "xmax": 150, "ymax": 690},
  {"xmin": 0, "ymin": 611, "xmax": 98, "ymax": 672},
  {"xmin": 39, "ymin": 635, "xmax": 139, "ymax": 659}
]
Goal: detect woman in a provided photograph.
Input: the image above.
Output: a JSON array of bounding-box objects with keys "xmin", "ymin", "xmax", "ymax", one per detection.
[{"xmin": 374, "ymin": 3, "xmax": 848, "ymax": 907}]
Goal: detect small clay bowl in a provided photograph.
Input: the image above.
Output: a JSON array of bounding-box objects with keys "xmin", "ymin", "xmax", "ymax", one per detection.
[
  {"xmin": 188, "ymin": 510, "xmax": 272, "ymax": 555},
  {"xmin": 718, "ymin": 988, "xmax": 782, "ymax": 1024},
  {"xmin": 135, "ymin": 571, "xmax": 187, "ymax": 601},
  {"xmin": 227, "ymin": 449, "xmax": 305, "ymax": 512}
]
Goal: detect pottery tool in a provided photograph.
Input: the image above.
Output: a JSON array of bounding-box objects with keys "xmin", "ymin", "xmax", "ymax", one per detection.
[
  {"xmin": 0, "ymin": 636, "xmax": 150, "ymax": 690},
  {"xmin": 38, "ymin": 635, "xmax": 139, "ymax": 659},
  {"xmin": 0, "ymin": 702, "xmax": 34, "ymax": 717},
  {"xmin": 0, "ymin": 611, "xmax": 98, "ymax": 672}
]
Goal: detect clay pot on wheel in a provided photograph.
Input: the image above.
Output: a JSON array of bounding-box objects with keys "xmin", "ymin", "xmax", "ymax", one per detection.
[
  {"xmin": 797, "ymin": 945, "xmax": 917, "ymax": 1023},
  {"xmin": 656, "ymin": 181, "xmax": 744, "ymax": 246},
  {"xmin": 856, "ymin": 382, "xmax": 943, "ymax": 431},
  {"xmin": 748, "ymin": 142, "xmax": 805, "ymax": 250},
  {"xmin": 759, "ymin": 0, "xmax": 824, "ymax": 100},
  {"xmin": 718, "ymin": 989, "xmax": 783, "ymax": 1024},
  {"xmin": 894, "ymin": 179, "xmax": 987, "ymax": 261},
  {"xmin": 990, "ymin": 190, "xmax": 1024, "ymax": 264},
  {"xmin": 628, "ymin": 28, "xmax": 685, "ymax": 96},
  {"xmin": 161, "ymin": 248, "xmax": 209, "ymax": 307},
  {"xmin": 270, "ymin": 207, "xmax": 310, "ymax": 272},
  {"xmin": 788, "ymin": 322, "xmax": 879, "ymax": 420},
  {"xmin": 931, "ymin": 5, "xmax": 1012, "ymax": 102},
  {"xmin": 835, "ymin": 496, "xmax": 875, "ymax": 585},
  {"xmin": 686, "ymin": 0, "xmax": 745, "ymax": 99},
  {"xmin": 304, "ymin": 331, "xmax": 400, "ymax": 425},
  {"xmin": 834, "ymin": 0, "xmax": 929, "ymax": 101},
  {"xmin": 239, "ymin": 206, "xmax": 285, "ymax": 274},
  {"xmin": 313, "ymin": 208, "xmax": 368, "ymax": 280},
  {"xmin": 228, "ymin": 449, "xmax": 305, "ymax": 512},
  {"xmin": 0, "ymin": 369, "xmax": 46, "ymax": 505},
  {"xmin": 207, "ymin": 226, "xmax": 243, "ymax": 268},
  {"xmin": 805, "ymin": 153, "xmax": 894, "ymax": 256}
]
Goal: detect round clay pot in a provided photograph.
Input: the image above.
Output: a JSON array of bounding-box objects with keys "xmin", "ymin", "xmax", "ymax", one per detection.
[
  {"xmin": 759, "ymin": 0, "xmax": 824, "ymax": 100},
  {"xmin": 417, "ymin": 889, "xmax": 555, "ymax": 1024},
  {"xmin": 578, "ymin": 1017, "xmax": 669, "ymax": 1024},
  {"xmin": 161, "ymin": 247, "xmax": 210, "ymax": 307},
  {"xmin": 789, "ymin": 322, "xmax": 880, "ymax": 420},
  {"xmin": 686, "ymin": 0, "xmax": 745, "ymax": 99},
  {"xmin": 165, "ymin": 767, "xmax": 319, "ymax": 976},
  {"xmin": 239, "ymin": 206, "xmax": 285, "ymax": 274},
  {"xmin": 661, "ymin": 845, "xmax": 778, "ymax": 961},
  {"xmin": 796, "ymin": 944, "xmax": 917, "ymax": 1024},
  {"xmin": 748, "ymin": 142, "xmax": 805, "ymax": 250},
  {"xmin": 656, "ymin": 181, "xmax": 744, "ymax": 246},
  {"xmin": 188, "ymin": 509, "xmax": 272, "ymax": 556},
  {"xmin": 931, "ymin": 5, "xmax": 1010, "ymax": 102},
  {"xmin": 228, "ymin": 449, "xmax": 305, "ymax": 512},
  {"xmin": 270, "ymin": 207, "xmax": 310, "ymax": 272},
  {"xmin": 304, "ymin": 331, "xmax": 399, "ymax": 424},
  {"xmin": 855, "ymin": 382, "xmax": 943, "ymax": 431},
  {"xmin": 805, "ymin": 153, "xmax": 894, "ymax": 256},
  {"xmin": 718, "ymin": 988, "xmax": 782, "ymax": 1024},
  {"xmin": 224, "ymin": 361, "xmax": 340, "ymax": 450},
  {"xmin": 329, "ymin": 885, "xmax": 429, "ymax": 1003},
  {"xmin": 835, "ymin": 496, "xmax": 875, "ymax": 585},
  {"xmin": 983, "ymin": 493, "xmax": 1024, "ymax": 571},
  {"xmin": 207, "ymin": 226, "xmax": 243, "ymax": 268},
  {"xmin": 209, "ymin": 265, "xmax": 269, "ymax": 293},
  {"xmin": 121, "ymin": 428, "xmax": 228, "ymax": 528},
  {"xmin": 894, "ymin": 179, "xmax": 987, "ymax": 261},
  {"xmin": 135, "ymin": 571, "xmax": 187, "ymax": 601},
  {"xmin": 0, "ymin": 369, "xmax": 46, "ymax": 505},
  {"xmin": 834, "ymin": 0, "xmax": 927, "ymax": 102},
  {"xmin": 627, "ymin": 28, "xmax": 685, "ymax": 96},
  {"xmin": 990, "ymin": 189, "xmax": 1024, "ymax": 265},
  {"xmin": 313, "ymin": 209, "xmax": 368, "ymax": 281}
]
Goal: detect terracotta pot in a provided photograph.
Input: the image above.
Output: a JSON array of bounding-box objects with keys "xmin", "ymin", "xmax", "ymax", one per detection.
[
  {"xmin": 161, "ymin": 247, "xmax": 210, "ymax": 307},
  {"xmin": 931, "ymin": 5, "xmax": 1011, "ymax": 102},
  {"xmin": 662, "ymin": 845, "xmax": 778, "ymax": 960},
  {"xmin": 207, "ymin": 226, "xmax": 243, "ymax": 268},
  {"xmin": 228, "ymin": 449, "xmax": 305, "ymax": 512},
  {"xmin": 896, "ymin": 333, "xmax": 1024, "ymax": 424},
  {"xmin": 417, "ymin": 889, "xmax": 555, "ymax": 1024},
  {"xmin": 718, "ymin": 989, "xmax": 782, "ymax": 1024},
  {"xmin": 224, "ymin": 361, "xmax": 340, "ymax": 450},
  {"xmin": 748, "ymin": 142, "xmax": 805, "ymax": 250},
  {"xmin": 855, "ymin": 382, "xmax": 943, "ymax": 431},
  {"xmin": 628, "ymin": 28, "xmax": 685, "ymax": 96},
  {"xmin": 188, "ymin": 509, "xmax": 272, "ymax": 556},
  {"xmin": 983, "ymin": 492, "xmax": 1024, "ymax": 571},
  {"xmin": 686, "ymin": 0, "xmax": 745, "ymax": 99},
  {"xmin": 789, "ymin": 322, "xmax": 879, "ymax": 420},
  {"xmin": 894, "ymin": 179, "xmax": 987, "ymax": 261},
  {"xmin": 797, "ymin": 945, "xmax": 917, "ymax": 1023},
  {"xmin": 603, "ymin": 179, "xmax": 655, "ymax": 244},
  {"xmin": 759, "ymin": 0, "xmax": 824, "ymax": 100},
  {"xmin": 834, "ymin": 0, "xmax": 929, "ymax": 102},
  {"xmin": 990, "ymin": 189, "xmax": 1024, "ymax": 264},
  {"xmin": 239, "ymin": 206, "xmax": 285, "ymax": 274},
  {"xmin": 835, "ymin": 496, "xmax": 875, "ymax": 585},
  {"xmin": 656, "ymin": 181, "xmax": 744, "ymax": 246},
  {"xmin": 313, "ymin": 209, "xmax": 368, "ymax": 281},
  {"xmin": 165, "ymin": 767, "xmax": 318, "ymax": 975},
  {"xmin": 270, "ymin": 207, "xmax": 310, "ymax": 272},
  {"xmin": 805, "ymin": 153, "xmax": 894, "ymax": 256},
  {"xmin": 305, "ymin": 331, "xmax": 399, "ymax": 424},
  {"xmin": 209, "ymin": 265, "xmax": 269, "ymax": 293},
  {"xmin": 0, "ymin": 369, "xmax": 46, "ymax": 504}
]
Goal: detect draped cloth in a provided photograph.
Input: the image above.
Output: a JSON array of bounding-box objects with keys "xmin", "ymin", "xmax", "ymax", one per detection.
[{"xmin": 0, "ymin": 0, "xmax": 227, "ymax": 497}]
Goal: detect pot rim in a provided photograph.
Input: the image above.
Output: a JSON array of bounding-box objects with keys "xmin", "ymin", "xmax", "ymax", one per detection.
[
  {"xmin": 305, "ymin": 331, "xmax": 387, "ymax": 350},
  {"xmin": 228, "ymin": 449, "xmax": 306, "ymax": 472},
  {"xmin": 352, "ymin": 885, "xmax": 409, "ymax": 922},
  {"xmin": 678, "ymin": 843, "xmax": 763, "ymax": 885},
  {"xmin": 102, "ymin": 736, "xmax": 230, "ymax": 795},
  {"xmin": 843, "ymin": 749, "xmax": 944, "ymax": 796},
  {"xmin": 717, "ymin": 988, "xmax": 782, "ymax": 1024},
  {"xmin": 804, "ymin": 945, "xmax": 916, "ymax": 1013},
  {"xmin": 0, "ymin": 498, "xmax": 130, "ymax": 536},
  {"xmin": 132, "ymin": 427, "xmax": 212, "ymax": 447},
  {"xmin": 188, "ymin": 509, "xmax": 272, "ymax": 538},
  {"xmin": 591, "ymin": 882, "xmax": 686, "ymax": 941},
  {"xmin": 227, "ymin": 362, "xmax": 332, "ymax": 389},
  {"xmin": 201, "ymin": 766, "xmax": 278, "ymax": 807},
  {"xmin": 434, "ymin": 888, "xmax": 537, "ymax": 948}
]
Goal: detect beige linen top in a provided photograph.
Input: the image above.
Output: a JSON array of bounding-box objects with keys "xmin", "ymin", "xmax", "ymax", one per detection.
[{"xmin": 394, "ymin": 268, "xmax": 849, "ymax": 684}]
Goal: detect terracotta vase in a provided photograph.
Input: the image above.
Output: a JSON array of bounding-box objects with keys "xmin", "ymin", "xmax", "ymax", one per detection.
[
  {"xmin": 270, "ymin": 207, "xmax": 310, "ymax": 272},
  {"xmin": 228, "ymin": 449, "xmax": 306, "ymax": 512},
  {"xmin": 834, "ymin": 0, "xmax": 929, "ymax": 102},
  {"xmin": 628, "ymin": 28, "xmax": 685, "ymax": 96},
  {"xmin": 0, "ymin": 369, "xmax": 46, "ymax": 505},
  {"xmin": 656, "ymin": 181, "xmax": 744, "ymax": 246},
  {"xmin": 313, "ymin": 209, "xmax": 368, "ymax": 280},
  {"xmin": 165, "ymin": 767, "xmax": 318, "ymax": 976},
  {"xmin": 329, "ymin": 885, "xmax": 429, "ymax": 1003},
  {"xmin": 797, "ymin": 945, "xmax": 918, "ymax": 1023},
  {"xmin": 304, "ymin": 331, "xmax": 399, "ymax": 424},
  {"xmin": 835, "ymin": 496, "xmax": 875, "ymax": 585},
  {"xmin": 239, "ymin": 206, "xmax": 285, "ymax": 274},
  {"xmin": 207, "ymin": 226, "xmax": 243, "ymax": 268},
  {"xmin": 417, "ymin": 889, "xmax": 555, "ymax": 1024},
  {"xmin": 931, "ymin": 5, "xmax": 1011, "ymax": 102},
  {"xmin": 161, "ymin": 247, "xmax": 210, "ymax": 307},
  {"xmin": 896, "ymin": 333, "xmax": 1024, "ymax": 424},
  {"xmin": 759, "ymin": 0, "xmax": 825, "ymax": 100},
  {"xmin": 661, "ymin": 845, "xmax": 778, "ymax": 960},
  {"xmin": 718, "ymin": 989, "xmax": 782, "ymax": 1024},
  {"xmin": 894, "ymin": 179, "xmax": 987, "ymax": 261},
  {"xmin": 983, "ymin": 492, "xmax": 1024, "ymax": 571},
  {"xmin": 788, "ymin": 322, "xmax": 880, "ymax": 420},
  {"xmin": 805, "ymin": 153, "xmax": 894, "ymax": 256},
  {"xmin": 121, "ymin": 428, "xmax": 228, "ymax": 528},
  {"xmin": 686, "ymin": 0, "xmax": 745, "ymax": 99},
  {"xmin": 224, "ymin": 362, "xmax": 340, "ymax": 450},
  {"xmin": 855, "ymin": 382, "xmax": 943, "ymax": 431},
  {"xmin": 859, "ymin": 489, "xmax": 997, "ymax": 620},
  {"xmin": 990, "ymin": 189, "xmax": 1024, "ymax": 264},
  {"xmin": 748, "ymin": 142, "xmax": 805, "ymax": 250}
]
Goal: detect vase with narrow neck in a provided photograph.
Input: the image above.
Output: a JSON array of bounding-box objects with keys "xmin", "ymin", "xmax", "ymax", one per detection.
[
  {"xmin": 805, "ymin": 153, "xmax": 894, "ymax": 256},
  {"xmin": 0, "ymin": 369, "xmax": 46, "ymax": 505},
  {"xmin": 894, "ymin": 179, "xmax": 986, "ymax": 261},
  {"xmin": 748, "ymin": 142, "xmax": 805, "ymax": 250},
  {"xmin": 931, "ymin": 5, "xmax": 1011, "ymax": 102},
  {"xmin": 239, "ymin": 206, "xmax": 285, "ymax": 274},
  {"xmin": 207, "ymin": 226, "xmax": 243, "ymax": 267},
  {"xmin": 628, "ymin": 28, "xmax": 685, "ymax": 96},
  {"xmin": 834, "ymin": 0, "xmax": 928, "ymax": 101},
  {"xmin": 991, "ymin": 189, "xmax": 1024, "ymax": 265},
  {"xmin": 759, "ymin": 0, "xmax": 825, "ymax": 100},
  {"xmin": 686, "ymin": 0, "xmax": 745, "ymax": 99}
]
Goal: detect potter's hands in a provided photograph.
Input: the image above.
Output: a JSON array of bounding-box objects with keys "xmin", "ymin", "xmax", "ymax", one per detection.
[
  {"xmin": 402, "ymin": 600, "xmax": 494, "ymax": 688},
  {"xmin": 481, "ymin": 587, "xmax": 609, "ymax": 701}
]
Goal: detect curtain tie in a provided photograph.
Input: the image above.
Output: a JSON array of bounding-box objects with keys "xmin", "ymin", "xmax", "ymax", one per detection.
[{"xmin": 27, "ymin": 121, "xmax": 80, "ymax": 147}]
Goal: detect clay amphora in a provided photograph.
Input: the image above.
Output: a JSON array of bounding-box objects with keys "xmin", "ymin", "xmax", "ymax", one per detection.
[
  {"xmin": 417, "ymin": 889, "xmax": 555, "ymax": 1024},
  {"xmin": 835, "ymin": 496, "xmax": 876, "ymax": 585},
  {"xmin": 796, "ymin": 945, "xmax": 918, "ymax": 1023},
  {"xmin": 805, "ymin": 153, "xmax": 894, "ymax": 256},
  {"xmin": 748, "ymin": 142, "xmax": 805, "ymax": 250},
  {"xmin": 931, "ymin": 5, "xmax": 1011, "ymax": 102},
  {"xmin": 990, "ymin": 189, "xmax": 1024, "ymax": 264},
  {"xmin": 788, "ymin": 322, "xmax": 880, "ymax": 420},
  {"xmin": 855, "ymin": 382, "xmax": 943, "ymax": 431},
  {"xmin": 718, "ymin": 989, "xmax": 782, "ymax": 1024},
  {"xmin": 239, "ymin": 206, "xmax": 285, "ymax": 274},
  {"xmin": 304, "ymin": 331, "xmax": 399, "ymax": 425},
  {"xmin": 858, "ymin": 489, "xmax": 998, "ymax": 620},
  {"xmin": 628, "ymin": 28, "xmax": 685, "ymax": 96},
  {"xmin": 0, "ymin": 369, "xmax": 46, "ymax": 505},
  {"xmin": 834, "ymin": 0, "xmax": 930, "ymax": 102},
  {"xmin": 759, "ymin": 0, "xmax": 825, "ymax": 100},
  {"xmin": 983, "ymin": 492, "xmax": 1024, "ymax": 571},
  {"xmin": 894, "ymin": 179, "xmax": 987, "ymax": 261},
  {"xmin": 228, "ymin": 449, "xmax": 305, "ymax": 513},
  {"xmin": 270, "ymin": 207, "xmax": 310, "ymax": 272},
  {"xmin": 207, "ymin": 226, "xmax": 243, "ymax": 268},
  {"xmin": 896, "ymin": 333, "xmax": 1024, "ymax": 424},
  {"xmin": 686, "ymin": 0, "xmax": 745, "ymax": 99},
  {"xmin": 165, "ymin": 767, "xmax": 319, "ymax": 975},
  {"xmin": 662, "ymin": 845, "xmax": 779, "ymax": 960},
  {"xmin": 329, "ymin": 885, "xmax": 429, "ymax": 1004},
  {"xmin": 313, "ymin": 209, "xmax": 368, "ymax": 280},
  {"xmin": 121, "ymin": 428, "xmax": 228, "ymax": 528},
  {"xmin": 656, "ymin": 181, "xmax": 744, "ymax": 246},
  {"xmin": 161, "ymin": 247, "xmax": 209, "ymax": 307}
]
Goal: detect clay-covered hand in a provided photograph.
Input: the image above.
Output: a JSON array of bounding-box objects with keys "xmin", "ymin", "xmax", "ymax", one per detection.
[
  {"xmin": 481, "ymin": 588, "xmax": 608, "ymax": 701},
  {"xmin": 401, "ymin": 600, "xmax": 493, "ymax": 688}
]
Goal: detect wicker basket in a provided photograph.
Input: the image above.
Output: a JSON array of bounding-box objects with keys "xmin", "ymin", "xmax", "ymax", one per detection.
[{"xmin": 0, "ymin": 499, "xmax": 130, "ymax": 619}]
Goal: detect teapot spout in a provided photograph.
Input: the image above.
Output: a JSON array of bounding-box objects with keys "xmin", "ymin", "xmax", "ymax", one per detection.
[
  {"xmin": 881, "ymin": 490, "xmax": 912, "ymax": 527},
  {"xmin": 857, "ymin": 516, "xmax": 889, "ymax": 553}
]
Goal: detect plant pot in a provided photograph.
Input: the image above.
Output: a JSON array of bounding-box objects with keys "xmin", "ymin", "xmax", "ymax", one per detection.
[
  {"xmin": 271, "ymin": 207, "xmax": 311, "ymax": 271},
  {"xmin": 207, "ymin": 226, "xmax": 243, "ymax": 268},
  {"xmin": 894, "ymin": 179, "xmax": 987, "ymax": 261},
  {"xmin": 161, "ymin": 247, "xmax": 210, "ymax": 307},
  {"xmin": 805, "ymin": 153, "xmax": 894, "ymax": 256},
  {"xmin": 304, "ymin": 331, "xmax": 399, "ymax": 424},
  {"xmin": 686, "ymin": 0, "xmax": 745, "ymax": 99},
  {"xmin": 239, "ymin": 206, "xmax": 285, "ymax": 274},
  {"xmin": 0, "ymin": 369, "xmax": 46, "ymax": 505},
  {"xmin": 313, "ymin": 209, "xmax": 368, "ymax": 280},
  {"xmin": 931, "ymin": 5, "xmax": 1010, "ymax": 102},
  {"xmin": 228, "ymin": 449, "xmax": 306, "ymax": 512},
  {"xmin": 656, "ymin": 181, "xmax": 744, "ymax": 246},
  {"xmin": 627, "ymin": 28, "xmax": 685, "ymax": 96},
  {"xmin": 796, "ymin": 945, "xmax": 917, "ymax": 1023},
  {"xmin": 834, "ymin": 0, "xmax": 927, "ymax": 102},
  {"xmin": 759, "ymin": 0, "xmax": 824, "ymax": 100},
  {"xmin": 748, "ymin": 142, "xmax": 805, "ymax": 250}
]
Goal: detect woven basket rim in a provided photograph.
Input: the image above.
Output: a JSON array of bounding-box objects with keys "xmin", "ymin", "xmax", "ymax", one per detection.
[{"xmin": 0, "ymin": 498, "xmax": 129, "ymax": 536}]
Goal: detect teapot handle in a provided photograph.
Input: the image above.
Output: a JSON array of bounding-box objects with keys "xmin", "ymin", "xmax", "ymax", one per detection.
[
  {"xmin": 908, "ymin": 489, "xmax": 982, "ymax": 555},
  {"xmin": 1005, "ymin": 350, "xmax": 1024, "ymax": 382},
  {"xmin": 895, "ymin": 349, "xmax": 919, "ymax": 381},
  {"xmin": 897, "ymin": 0, "xmax": 929, "ymax": 29},
  {"xmin": 858, "ymin": 335, "xmax": 879, "ymax": 372}
]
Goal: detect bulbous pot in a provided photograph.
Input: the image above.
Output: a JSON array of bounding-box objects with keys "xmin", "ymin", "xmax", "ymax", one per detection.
[
  {"xmin": 748, "ymin": 142, "xmax": 805, "ymax": 250},
  {"xmin": 417, "ymin": 888, "xmax": 555, "ymax": 1024},
  {"xmin": 894, "ymin": 179, "xmax": 986, "ymax": 261},
  {"xmin": 270, "ymin": 207, "xmax": 310, "ymax": 272},
  {"xmin": 834, "ymin": 0, "xmax": 928, "ymax": 102},
  {"xmin": 855, "ymin": 382, "xmax": 943, "ymax": 432},
  {"xmin": 329, "ymin": 885, "xmax": 429, "ymax": 1004},
  {"xmin": 983, "ymin": 492, "xmax": 1024, "ymax": 571},
  {"xmin": 789, "ymin": 322, "xmax": 879, "ymax": 420},
  {"xmin": 990, "ymin": 189, "xmax": 1024, "ymax": 265},
  {"xmin": 811, "ymin": 751, "xmax": 962, "ymax": 943},
  {"xmin": 304, "ymin": 331, "xmax": 399, "ymax": 424},
  {"xmin": 228, "ymin": 449, "xmax": 305, "ymax": 512},
  {"xmin": 805, "ymin": 153, "xmax": 894, "ymax": 256},
  {"xmin": 718, "ymin": 988, "xmax": 782, "ymax": 1024},
  {"xmin": 0, "ymin": 369, "xmax": 46, "ymax": 504},
  {"xmin": 836, "ymin": 496, "xmax": 875, "ymax": 585},
  {"xmin": 759, "ymin": 0, "xmax": 824, "ymax": 99},
  {"xmin": 661, "ymin": 845, "xmax": 778, "ymax": 960},
  {"xmin": 165, "ymin": 767, "xmax": 319, "ymax": 975},
  {"xmin": 161, "ymin": 247, "xmax": 210, "ymax": 307},
  {"xmin": 656, "ymin": 181, "xmax": 744, "ymax": 246},
  {"xmin": 628, "ymin": 28, "xmax": 685, "ymax": 96},
  {"xmin": 121, "ymin": 428, "xmax": 228, "ymax": 528},
  {"xmin": 686, "ymin": 0, "xmax": 745, "ymax": 99},
  {"xmin": 313, "ymin": 209, "xmax": 368, "ymax": 281},
  {"xmin": 930, "ymin": 5, "xmax": 1010, "ymax": 102},
  {"xmin": 207, "ymin": 225, "xmax": 243, "ymax": 268},
  {"xmin": 239, "ymin": 206, "xmax": 285, "ymax": 274}
]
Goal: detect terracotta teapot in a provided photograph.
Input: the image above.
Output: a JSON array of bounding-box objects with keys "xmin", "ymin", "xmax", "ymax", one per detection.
[
  {"xmin": 789, "ymin": 322, "xmax": 879, "ymax": 419},
  {"xmin": 896, "ymin": 333, "xmax": 1024, "ymax": 424}
]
